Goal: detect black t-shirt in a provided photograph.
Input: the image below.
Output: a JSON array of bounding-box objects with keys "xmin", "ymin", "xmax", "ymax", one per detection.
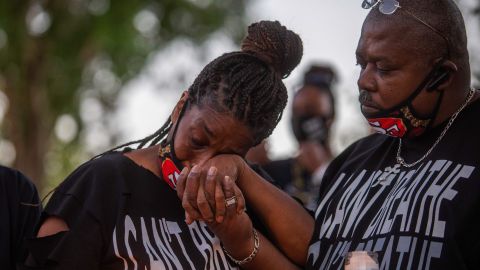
[
  {"xmin": 263, "ymin": 159, "xmax": 319, "ymax": 209},
  {"xmin": 0, "ymin": 166, "xmax": 41, "ymax": 269},
  {"xmin": 25, "ymin": 153, "xmax": 269, "ymax": 270},
  {"xmin": 306, "ymin": 99, "xmax": 480, "ymax": 270}
]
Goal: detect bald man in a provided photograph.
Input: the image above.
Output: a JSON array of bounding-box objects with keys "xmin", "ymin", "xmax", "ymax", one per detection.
[
  {"xmin": 306, "ymin": 0, "xmax": 480, "ymax": 269},
  {"xmin": 177, "ymin": 1, "xmax": 480, "ymax": 269}
]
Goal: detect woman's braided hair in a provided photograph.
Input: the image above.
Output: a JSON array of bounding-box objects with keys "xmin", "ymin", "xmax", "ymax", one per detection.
[{"xmin": 100, "ymin": 20, "xmax": 302, "ymax": 156}]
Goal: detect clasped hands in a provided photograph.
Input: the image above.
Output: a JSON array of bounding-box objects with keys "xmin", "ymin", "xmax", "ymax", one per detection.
[{"xmin": 176, "ymin": 154, "xmax": 255, "ymax": 255}]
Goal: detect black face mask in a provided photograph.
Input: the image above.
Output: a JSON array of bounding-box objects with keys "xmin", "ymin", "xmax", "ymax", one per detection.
[
  {"xmin": 158, "ymin": 102, "xmax": 187, "ymax": 189},
  {"xmin": 292, "ymin": 115, "xmax": 329, "ymax": 145},
  {"xmin": 361, "ymin": 60, "xmax": 447, "ymax": 138}
]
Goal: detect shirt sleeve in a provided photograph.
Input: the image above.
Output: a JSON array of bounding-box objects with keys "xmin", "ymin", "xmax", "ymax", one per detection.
[{"xmin": 22, "ymin": 157, "xmax": 124, "ymax": 269}]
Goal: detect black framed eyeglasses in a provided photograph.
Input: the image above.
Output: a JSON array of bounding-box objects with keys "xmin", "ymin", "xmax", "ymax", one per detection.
[{"xmin": 361, "ymin": 0, "xmax": 451, "ymax": 57}]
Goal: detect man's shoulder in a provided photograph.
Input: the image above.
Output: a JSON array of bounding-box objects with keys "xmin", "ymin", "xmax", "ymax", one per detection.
[
  {"xmin": 321, "ymin": 134, "xmax": 391, "ymax": 180},
  {"xmin": 338, "ymin": 133, "xmax": 391, "ymax": 159}
]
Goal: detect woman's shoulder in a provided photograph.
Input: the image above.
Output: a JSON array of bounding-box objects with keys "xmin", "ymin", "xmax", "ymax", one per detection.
[{"xmin": 54, "ymin": 152, "xmax": 131, "ymax": 196}]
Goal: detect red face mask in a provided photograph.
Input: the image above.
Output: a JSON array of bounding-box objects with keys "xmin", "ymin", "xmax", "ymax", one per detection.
[
  {"xmin": 158, "ymin": 142, "xmax": 183, "ymax": 189},
  {"xmin": 157, "ymin": 103, "xmax": 188, "ymax": 190}
]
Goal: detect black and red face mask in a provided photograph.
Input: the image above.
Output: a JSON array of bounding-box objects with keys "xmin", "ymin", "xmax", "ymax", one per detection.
[
  {"xmin": 361, "ymin": 60, "xmax": 448, "ymax": 139},
  {"xmin": 158, "ymin": 139, "xmax": 184, "ymax": 190},
  {"xmin": 157, "ymin": 102, "xmax": 188, "ymax": 190}
]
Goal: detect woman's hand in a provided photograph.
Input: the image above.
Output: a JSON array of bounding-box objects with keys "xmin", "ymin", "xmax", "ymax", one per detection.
[
  {"xmin": 205, "ymin": 174, "xmax": 256, "ymax": 259},
  {"xmin": 176, "ymin": 154, "xmax": 247, "ymax": 223},
  {"xmin": 177, "ymin": 166, "xmax": 301, "ymax": 269},
  {"xmin": 176, "ymin": 154, "xmax": 313, "ymax": 266},
  {"xmin": 177, "ymin": 163, "xmax": 258, "ymax": 261}
]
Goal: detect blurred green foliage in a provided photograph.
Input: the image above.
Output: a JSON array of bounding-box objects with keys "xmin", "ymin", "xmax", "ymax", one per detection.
[{"xmin": 0, "ymin": 0, "xmax": 248, "ymax": 195}]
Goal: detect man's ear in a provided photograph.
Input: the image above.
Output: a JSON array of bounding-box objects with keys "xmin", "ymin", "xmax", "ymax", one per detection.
[
  {"xmin": 171, "ymin": 91, "xmax": 189, "ymax": 124},
  {"xmin": 427, "ymin": 60, "xmax": 458, "ymax": 92}
]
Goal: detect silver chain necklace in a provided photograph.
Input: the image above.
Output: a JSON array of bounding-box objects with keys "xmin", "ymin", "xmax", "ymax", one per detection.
[{"xmin": 396, "ymin": 88, "xmax": 476, "ymax": 168}]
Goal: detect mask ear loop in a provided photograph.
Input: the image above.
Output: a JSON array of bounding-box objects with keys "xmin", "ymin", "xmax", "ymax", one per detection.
[
  {"xmin": 406, "ymin": 59, "xmax": 447, "ymax": 102},
  {"xmin": 400, "ymin": 61, "xmax": 446, "ymax": 131},
  {"xmin": 423, "ymin": 61, "xmax": 450, "ymax": 127},
  {"xmin": 161, "ymin": 99, "xmax": 190, "ymax": 169},
  {"xmin": 362, "ymin": 59, "xmax": 447, "ymax": 120},
  {"xmin": 405, "ymin": 58, "xmax": 446, "ymax": 106},
  {"xmin": 425, "ymin": 90, "xmax": 444, "ymax": 130}
]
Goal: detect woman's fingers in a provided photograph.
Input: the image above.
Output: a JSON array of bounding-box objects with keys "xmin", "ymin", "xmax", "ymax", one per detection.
[
  {"xmin": 214, "ymin": 177, "xmax": 226, "ymax": 223},
  {"xmin": 182, "ymin": 165, "xmax": 202, "ymax": 224},
  {"xmin": 233, "ymin": 183, "xmax": 246, "ymax": 215},
  {"xmin": 179, "ymin": 162, "xmax": 244, "ymax": 224},
  {"xmin": 196, "ymin": 183, "xmax": 214, "ymax": 222},
  {"xmin": 176, "ymin": 167, "xmax": 189, "ymax": 199},
  {"xmin": 204, "ymin": 167, "xmax": 217, "ymax": 211},
  {"xmin": 222, "ymin": 175, "xmax": 238, "ymax": 218},
  {"xmin": 204, "ymin": 166, "xmax": 226, "ymax": 223}
]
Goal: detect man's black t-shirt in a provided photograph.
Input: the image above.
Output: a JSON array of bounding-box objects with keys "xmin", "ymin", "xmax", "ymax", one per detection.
[
  {"xmin": 306, "ymin": 99, "xmax": 480, "ymax": 270},
  {"xmin": 0, "ymin": 166, "xmax": 41, "ymax": 269},
  {"xmin": 25, "ymin": 153, "xmax": 259, "ymax": 269}
]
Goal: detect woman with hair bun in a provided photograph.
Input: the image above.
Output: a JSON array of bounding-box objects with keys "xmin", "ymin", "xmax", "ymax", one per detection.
[{"xmin": 22, "ymin": 20, "xmax": 303, "ymax": 269}]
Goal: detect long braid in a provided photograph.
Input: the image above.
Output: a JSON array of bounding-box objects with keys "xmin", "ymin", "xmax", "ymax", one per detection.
[
  {"xmin": 148, "ymin": 119, "xmax": 173, "ymax": 147},
  {"xmin": 92, "ymin": 117, "xmax": 172, "ymax": 159}
]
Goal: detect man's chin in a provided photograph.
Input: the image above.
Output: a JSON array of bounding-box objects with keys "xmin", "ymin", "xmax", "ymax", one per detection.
[{"xmin": 361, "ymin": 104, "xmax": 380, "ymax": 115}]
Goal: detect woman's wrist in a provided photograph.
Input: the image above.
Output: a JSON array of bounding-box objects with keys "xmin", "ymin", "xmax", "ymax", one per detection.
[
  {"xmin": 235, "ymin": 158, "xmax": 254, "ymax": 190},
  {"xmin": 223, "ymin": 228, "xmax": 260, "ymax": 265}
]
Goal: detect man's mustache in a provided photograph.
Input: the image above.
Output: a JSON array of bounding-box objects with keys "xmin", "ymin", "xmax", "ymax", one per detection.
[
  {"xmin": 358, "ymin": 90, "xmax": 372, "ymax": 104},
  {"xmin": 358, "ymin": 90, "xmax": 380, "ymax": 109}
]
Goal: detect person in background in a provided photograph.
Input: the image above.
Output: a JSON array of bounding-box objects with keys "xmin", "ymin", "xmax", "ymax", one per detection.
[
  {"xmin": 0, "ymin": 165, "xmax": 41, "ymax": 269},
  {"xmin": 262, "ymin": 64, "xmax": 337, "ymax": 210},
  {"xmin": 245, "ymin": 140, "xmax": 271, "ymax": 166}
]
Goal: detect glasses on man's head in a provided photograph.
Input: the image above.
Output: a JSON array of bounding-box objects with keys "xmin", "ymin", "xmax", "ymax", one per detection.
[
  {"xmin": 361, "ymin": 0, "xmax": 451, "ymax": 57},
  {"xmin": 362, "ymin": 0, "xmax": 400, "ymax": 15}
]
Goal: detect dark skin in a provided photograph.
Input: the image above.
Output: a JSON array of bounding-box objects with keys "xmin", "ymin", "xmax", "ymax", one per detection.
[
  {"xmin": 176, "ymin": 92, "xmax": 331, "ymax": 266},
  {"xmin": 356, "ymin": 18, "xmax": 479, "ymax": 127},
  {"xmin": 292, "ymin": 86, "xmax": 333, "ymax": 173},
  {"xmin": 36, "ymin": 92, "xmax": 305, "ymax": 269},
  {"xmin": 178, "ymin": 11, "xmax": 480, "ymax": 270},
  {"xmin": 37, "ymin": 91, "xmax": 254, "ymax": 238},
  {"xmin": 177, "ymin": 155, "xmax": 312, "ymax": 269},
  {"xmin": 36, "ymin": 12, "xmax": 479, "ymax": 269}
]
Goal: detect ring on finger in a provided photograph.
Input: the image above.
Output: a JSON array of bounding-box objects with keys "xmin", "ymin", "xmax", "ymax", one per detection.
[{"xmin": 225, "ymin": 196, "xmax": 237, "ymax": 207}]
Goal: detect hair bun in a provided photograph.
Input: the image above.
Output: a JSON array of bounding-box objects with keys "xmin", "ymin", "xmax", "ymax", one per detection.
[
  {"xmin": 304, "ymin": 64, "xmax": 337, "ymax": 89},
  {"xmin": 241, "ymin": 20, "xmax": 303, "ymax": 78}
]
